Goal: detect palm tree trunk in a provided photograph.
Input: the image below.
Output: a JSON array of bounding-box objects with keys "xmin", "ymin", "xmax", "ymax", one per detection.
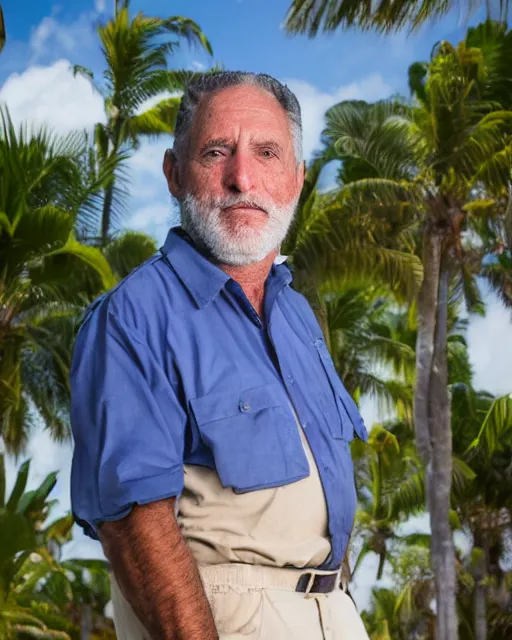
[
  {"xmin": 414, "ymin": 227, "xmax": 458, "ymax": 640},
  {"xmin": 414, "ymin": 228, "xmax": 440, "ymax": 465},
  {"xmin": 429, "ymin": 263, "xmax": 457, "ymax": 640}
]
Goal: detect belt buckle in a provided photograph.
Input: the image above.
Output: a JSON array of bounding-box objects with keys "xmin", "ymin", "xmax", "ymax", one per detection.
[
  {"xmin": 295, "ymin": 571, "xmax": 315, "ymax": 595},
  {"xmin": 296, "ymin": 572, "xmax": 324, "ymax": 598},
  {"xmin": 296, "ymin": 571, "xmax": 339, "ymax": 597}
]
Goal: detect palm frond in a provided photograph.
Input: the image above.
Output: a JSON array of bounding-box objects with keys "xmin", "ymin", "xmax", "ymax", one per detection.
[
  {"xmin": 468, "ymin": 394, "xmax": 512, "ymax": 458},
  {"xmin": 284, "ymin": 0, "xmax": 511, "ymax": 36},
  {"xmin": 104, "ymin": 230, "xmax": 157, "ymax": 278},
  {"xmin": 126, "ymin": 96, "xmax": 181, "ymax": 139}
]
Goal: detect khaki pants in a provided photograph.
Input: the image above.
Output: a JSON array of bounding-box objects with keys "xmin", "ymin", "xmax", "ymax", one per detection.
[{"xmin": 111, "ymin": 564, "xmax": 370, "ymax": 639}]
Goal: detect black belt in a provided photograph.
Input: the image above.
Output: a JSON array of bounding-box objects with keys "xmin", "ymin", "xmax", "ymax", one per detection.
[{"xmin": 295, "ymin": 572, "xmax": 339, "ymax": 594}]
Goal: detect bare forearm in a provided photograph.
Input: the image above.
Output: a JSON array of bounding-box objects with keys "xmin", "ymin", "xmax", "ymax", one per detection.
[{"xmin": 100, "ymin": 499, "xmax": 217, "ymax": 640}]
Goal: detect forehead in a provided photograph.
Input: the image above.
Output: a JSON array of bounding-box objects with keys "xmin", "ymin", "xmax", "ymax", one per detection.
[{"xmin": 189, "ymin": 85, "xmax": 293, "ymax": 148}]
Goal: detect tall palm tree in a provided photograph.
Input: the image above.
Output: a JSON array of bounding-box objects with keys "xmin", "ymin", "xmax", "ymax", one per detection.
[
  {"xmin": 282, "ymin": 154, "xmax": 424, "ymax": 344},
  {"xmin": 284, "ymin": 0, "xmax": 511, "ymax": 36},
  {"xmin": 318, "ymin": 34, "xmax": 512, "ymax": 638},
  {"xmin": 75, "ymin": 0, "xmax": 212, "ymax": 244},
  {"xmin": 0, "ymin": 107, "xmax": 116, "ymax": 455}
]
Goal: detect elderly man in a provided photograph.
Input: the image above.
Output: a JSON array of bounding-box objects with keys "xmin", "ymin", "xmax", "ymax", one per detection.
[{"xmin": 70, "ymin": 71, "xmax": 369, "ymax": 640}]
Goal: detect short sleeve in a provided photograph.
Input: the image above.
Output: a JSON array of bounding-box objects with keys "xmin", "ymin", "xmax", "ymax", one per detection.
[{"xmin": 70, "ymin": 297, "xmax": 186, "ymax": 539}]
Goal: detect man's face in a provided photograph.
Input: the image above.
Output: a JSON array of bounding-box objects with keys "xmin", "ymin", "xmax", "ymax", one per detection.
[{"xmin": 165, "ymin": 85, "xmax": 305, "ymax": 265}]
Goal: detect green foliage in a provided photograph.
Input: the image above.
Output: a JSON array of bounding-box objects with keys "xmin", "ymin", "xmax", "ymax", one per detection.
[
  {"xmin": 103, "ymin": 230, "xmax": 157, "ymax": 279},
  {"xmin": 0, "ymin": 107, "xmax": 117, "ymax": 454},
  {"xmin": 285, "ymin": 0, "xmax": 512, "ymax": 36},
  {"xmin": 468, "ymin": 394, "xmax": 512, "ymax": 459},
  {"xmin": 78, "ymin": 0, "xmax": 212, "ymax": 242},
  {"xmin": 0, "ymin": 456, "xmax": 114, "ymax": 639}
]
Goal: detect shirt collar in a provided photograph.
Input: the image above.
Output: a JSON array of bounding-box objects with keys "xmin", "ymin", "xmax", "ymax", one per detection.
[
  {"xmin": 160, "ymin": 227, "xmax": 293, "ymax": 308},
  {"xmin": 160, "ymin": 228, "xmax": 230, "ymax": 308}
]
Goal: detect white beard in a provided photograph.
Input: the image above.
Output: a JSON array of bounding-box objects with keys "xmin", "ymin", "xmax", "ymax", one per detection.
[{"xmin": 179, "ymin": 192, "xmax": 297, "ymax": 266}]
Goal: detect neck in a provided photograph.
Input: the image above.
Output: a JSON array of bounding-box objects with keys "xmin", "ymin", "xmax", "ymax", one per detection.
[{"xmin": 219, "ymin": 250, "xmax": 278, "ymax": 317}]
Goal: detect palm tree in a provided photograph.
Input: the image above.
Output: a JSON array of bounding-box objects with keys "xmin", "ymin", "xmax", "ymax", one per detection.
[
  {"xmin": 0, "ymin": 107, "xmax": 116, "ymax": 455},
  {"xmin": 75, "ymin": 0, "xmax": 212, "ymax": 244},
  {"xmin": 444, "ymin": 21, "xmax": 512, "ymax": 309},
  {"xmin": 284, "ymin": 0, "xmax": 511, "ymax": 36},
  {"xmin": 317, "ymin": 33, "xmax": 512, "ymax": 638},
  {"xmin": 460, "ymin": 392, "xmax": 512, "ymax": 640},
  {"xmin": 281, "ymin": 150, "xmax": 424, "ymax": 592},
  {"xmin": 283, "ymin": 154, "xmax": 424, "ymax": 344}
]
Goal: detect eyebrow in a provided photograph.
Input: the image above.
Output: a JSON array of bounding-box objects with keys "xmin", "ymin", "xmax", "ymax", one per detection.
[
  {"xmin": 198, "ymin": 138, "xmax": 285, "ymax": 156},
  {"xmin": 251, "ymin": 140, "xmax": 283, "ymax": 154},
  {"xmin": 199, "ymin": 138, "xmax": 232, "ymax": 154}
]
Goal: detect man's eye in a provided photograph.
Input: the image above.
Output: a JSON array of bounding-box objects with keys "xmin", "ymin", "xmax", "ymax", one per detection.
[
  {"xmin": 206, "ymin": 150, "xmax": 223, "ymax": 158},
  {"xmin": 261, "ymin": 150, "xmax": 275, "ymax": 158}
]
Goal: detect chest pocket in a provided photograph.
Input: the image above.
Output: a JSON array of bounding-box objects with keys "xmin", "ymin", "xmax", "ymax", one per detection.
[
  {"xmin": 314, "ymin": 338, "xmax": 368, "ymax": 443},
  {"xmin": 189, "ymin": 383, "xmax": 310, "ymax": 493}
]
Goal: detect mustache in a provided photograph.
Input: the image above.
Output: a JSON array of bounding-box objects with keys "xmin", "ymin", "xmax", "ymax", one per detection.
[{"xmin": 208, "ymin": 195, "xmax": 270, "ymax": 215}]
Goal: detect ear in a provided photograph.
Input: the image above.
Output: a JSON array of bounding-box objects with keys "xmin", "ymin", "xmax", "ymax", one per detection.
[{"xmin": 163, "ymin": 149, "xmax": 183, "ymax": 198}]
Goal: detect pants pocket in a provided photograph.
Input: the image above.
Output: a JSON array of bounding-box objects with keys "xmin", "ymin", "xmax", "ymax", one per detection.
[
  {"xmin": 258, "ymin": 589, "xmax": 323, "ymax": 640},
  {"xmin": 206, "ymin": 588, "xmax": 264, "ymax": 639}
]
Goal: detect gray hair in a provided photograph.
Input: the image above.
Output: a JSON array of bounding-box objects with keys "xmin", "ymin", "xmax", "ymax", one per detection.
[{"xmin": 173, "ymin": 71, "xmax": 303, "ymax": 164}]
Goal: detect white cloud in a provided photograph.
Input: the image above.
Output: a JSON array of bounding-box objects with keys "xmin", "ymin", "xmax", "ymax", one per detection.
[
  {"xmin": 191, "ymin": 60, "xmax": 206, "ymax": 71},
  {"xmin": 29, "ymin": 10, "xmax": 98, "ymax": 63},
  {"xmin": 285, "ymin": 74, "xmax": 393, "ymax": 160},
  {"xmin": 30, "ymin": 18, "xmax": 72, "ymax": 60},
  {"xmin": 126, "ymin": 202, "xmax": 175, "ymax": 244},
  {"xmin": 95, "ymin": 0, "xmax": 107, "ymax": 14},
  {"xmin": 0, "ymin": 59, "xmax": 105, "ymax": 133},
  {"xmin": 468, "ymin": 291, "xmax": 512, "ymax": 396},
  {"xmin": 127, "ymin": 203, "xmax": 170, "ymax": 230}
]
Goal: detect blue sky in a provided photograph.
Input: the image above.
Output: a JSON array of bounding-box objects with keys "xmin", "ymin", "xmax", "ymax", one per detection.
[
  {"xmin": 2, "ymin": 0, "xmax": 511, "ymax": 612},
  {"xmin": 3, "ymin": 0, "xmax": 481, "ymax": 94}
]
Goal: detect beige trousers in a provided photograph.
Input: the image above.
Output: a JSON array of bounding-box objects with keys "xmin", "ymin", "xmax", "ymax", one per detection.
[{"xmin": 110, "ymin": 563, "xmax": 369, "ymax": 639}]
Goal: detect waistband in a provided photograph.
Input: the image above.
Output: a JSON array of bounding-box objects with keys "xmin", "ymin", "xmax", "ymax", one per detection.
[{"xmin": 198, "ymin": 563, "xmax": 341, "ymax": 594}]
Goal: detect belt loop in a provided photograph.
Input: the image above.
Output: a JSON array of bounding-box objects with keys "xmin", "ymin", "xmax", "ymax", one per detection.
[{"xmin": 304, "ymin": 572, "xmax": 316, "ymax": 595}]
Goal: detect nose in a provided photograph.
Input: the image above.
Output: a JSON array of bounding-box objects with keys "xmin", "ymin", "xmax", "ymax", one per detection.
[{"xmin": 223, "ymin": 150, "xmax": 255, "ymax": 194}]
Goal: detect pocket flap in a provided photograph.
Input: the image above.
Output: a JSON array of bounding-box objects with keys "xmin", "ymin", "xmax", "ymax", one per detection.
[{"xmin": 190, "ymin": 383, "xmax": 282, "ymax": 425}]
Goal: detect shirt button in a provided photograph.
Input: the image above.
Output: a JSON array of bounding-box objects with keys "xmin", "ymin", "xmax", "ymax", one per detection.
[
  {"xmin": 287, "ymin": 376, "xmax": 294, "ymax": 385},
  {"xmin": 302, "ymin": 421, "xmax": 308, "ymax": 429},
  {"xmin": 240, "ymin": 402, "xmax": 251, "ymax": 413}
]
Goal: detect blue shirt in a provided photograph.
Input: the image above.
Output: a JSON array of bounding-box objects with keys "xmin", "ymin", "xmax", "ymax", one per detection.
[{"xmin": 70, "ymin": 228, "xmax": 368, "ymax": 570}]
